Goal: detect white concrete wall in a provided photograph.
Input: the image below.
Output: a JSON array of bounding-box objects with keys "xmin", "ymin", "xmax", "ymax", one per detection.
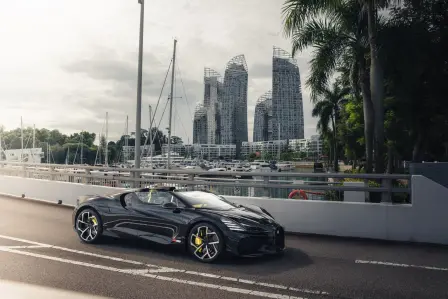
[
  {"xmin": 0, "ymin": 175, "xmax": 126, "ymax": 206},
  {"xmin": 0, "ymin": 174, "xmax": 447, "ymax": 245},
  {"xmin": 225, "ymin": 196, "xmax": 413, "ymax": 241}
]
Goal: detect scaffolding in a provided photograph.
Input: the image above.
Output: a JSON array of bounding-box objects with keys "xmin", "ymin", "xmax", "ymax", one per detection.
[
  {"xmin": 204, "ymin": 68, "xmax": 223, "ymax": 144},
  {"xmin": 272, "ymin": 46, "xmax": 304, "ymax": 141},
  {"xmin": 221, "ymin": 55, "xmax": 248, "ymax": 157},
  {"xmin": 253, "ymin": 91, "xmax": 273, "ymax": 142},
  {"xmin": 193, "ymin": 103, "xmax": 208, "ymax": 144}
]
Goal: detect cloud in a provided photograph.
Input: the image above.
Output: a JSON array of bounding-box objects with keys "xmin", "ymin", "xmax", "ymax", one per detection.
[
  {"xmin": 0, "ymin": 0, "xmax": 317, "ymax": 145},
  {"xmin": 249, "ymin": 63, "xmax": 272, "ymax": 79}
]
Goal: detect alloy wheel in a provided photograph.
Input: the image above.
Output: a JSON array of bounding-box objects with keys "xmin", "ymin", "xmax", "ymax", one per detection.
[
  {"xmin": 189, "ymin": 225, "xmax": 220, "ymax": 261},
  {"xmin": 76, "ymin": 210, "xmax": 100, "ymax": 242}
]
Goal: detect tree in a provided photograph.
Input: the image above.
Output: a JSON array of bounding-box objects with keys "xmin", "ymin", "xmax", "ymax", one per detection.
[
  {"xmin": 338, "ymin": 95, "xmax": 365, "ymax": 169},
  {"xmin": 361, "ymin": 0, "xmax": 402, "ymax": 173},
  {"xmin": 170, "ymin": 136, "xmax": 183, "ymax": 144},
  {"xmin": 248, "ymin": 153, "xmax": 257, "ymax": 162},
  {"xmin": 312, "ymin": 82, "xmax": 350, "ymax": 171},
  {"xmin": 282, "ymin": 0, "xmax": 375, "ymax": 172}
]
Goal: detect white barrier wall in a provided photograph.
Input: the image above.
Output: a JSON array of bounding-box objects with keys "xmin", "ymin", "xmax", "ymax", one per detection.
[
  {"xmin": 0, "ymin": 174, "xmax": 447, "ymax": 245},
  {"xmin": 0, "ymin": 175, "xmax": 126, "ymax": 206}
]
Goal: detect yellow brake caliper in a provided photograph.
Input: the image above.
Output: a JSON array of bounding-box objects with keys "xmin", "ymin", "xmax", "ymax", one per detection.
[
  {"xmin": 195, "ymin": 229, "xmax": 203, "ymax": 252},
  {"xmin": 90, "ymin": 216, "xmax": 98, "ymax": 226}
]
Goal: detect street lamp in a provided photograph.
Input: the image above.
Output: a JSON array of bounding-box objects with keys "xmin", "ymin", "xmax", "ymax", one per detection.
[{"xmin": 135, "ymin": 0, "xmax": 144, "ymax": 173}]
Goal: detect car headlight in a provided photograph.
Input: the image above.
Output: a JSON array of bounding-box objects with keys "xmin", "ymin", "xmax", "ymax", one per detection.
[{"xmin": 221, "ymin": 217, "xmax": 245, "ymax": 232}]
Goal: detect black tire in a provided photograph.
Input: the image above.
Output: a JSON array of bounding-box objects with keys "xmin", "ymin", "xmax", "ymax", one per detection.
[
  {"xmin": 187, "ymin": 222, "xmax": 224, "ymax": 263},
  {"xmin": 75, "ymin": 208, "xmax": 103, "ymax": 244}
]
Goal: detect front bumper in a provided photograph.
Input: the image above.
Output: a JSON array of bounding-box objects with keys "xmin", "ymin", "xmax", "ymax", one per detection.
[{"xmin": 225, "ymin": 226, "xmax": 285, "ymax": 257}]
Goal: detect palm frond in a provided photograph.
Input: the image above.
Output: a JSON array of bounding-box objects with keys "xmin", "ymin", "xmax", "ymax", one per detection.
[
  {"xmin": 306, "ymin": 35, "xmax": 347, "ymax": 101},
  {"xmin": 282, "ymin": 0, "xmax": 343, "ymax": 37},
  {"xmin": 290, "ymin": 18, "xmax": 343, "ymax": 55}
]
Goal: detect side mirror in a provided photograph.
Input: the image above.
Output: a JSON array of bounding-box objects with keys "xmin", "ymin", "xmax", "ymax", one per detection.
[{"xmin": 162, "ymin": 202, "xmax": 178, "ymax": 209}]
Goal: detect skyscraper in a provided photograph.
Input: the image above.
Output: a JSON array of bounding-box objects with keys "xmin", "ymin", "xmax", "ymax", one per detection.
[
  {"xmin": 193, "ymin": 103, "xmax": 207, "ymax": 144},
  {"xmin": 272, "ymin": 47, "xmax": 304, "ymax": 140},
  {"xmin": 253, "ymin": 91, "xmax": 273, "ymax": 142},
  {"xmin": 204, "ymin": 68, "xmax": 223, "ymax": 144},
  {"xmin": 221, "ymin": 55, "xmax": 248, "ymax": 156}
]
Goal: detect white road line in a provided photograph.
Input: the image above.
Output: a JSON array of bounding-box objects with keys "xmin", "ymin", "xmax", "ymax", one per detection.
[
  {"xmin": 356, "ymin": 260, "xmax": 448, "ymax": 271},
  {"xmin": 0, "ymin": 234, "xmax": 328, "ymax": 296},
  {"xmin": 0, "ymin": 247, "xmax": 306, "ymax": 299},
  {"xmin": 0, "ymin": 235, "xmax": 50, "ymax": 247},
  {"xmin": 0, "ymin": 245, "xmax": 51, "ymax": 249}
]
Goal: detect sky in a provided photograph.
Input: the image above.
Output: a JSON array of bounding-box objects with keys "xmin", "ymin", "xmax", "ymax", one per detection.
[{"xmin": 0, "ymin": 0, "xmax": 316, "ymax": 143}]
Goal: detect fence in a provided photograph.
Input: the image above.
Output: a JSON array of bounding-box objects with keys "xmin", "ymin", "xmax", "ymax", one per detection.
[{"xmin": 0, "ymin": 162, "xmax": 411, "ymax": 203}]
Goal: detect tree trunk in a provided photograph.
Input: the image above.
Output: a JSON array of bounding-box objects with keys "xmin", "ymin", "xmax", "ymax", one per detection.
[
  {"xmin": 331, "ymin": 115, "xmax": 338, "ymax": 172},
  {"xmin": 386, "ymin": 145, "xmax": 394, "ymax": 174},
  {"xmin": 412, "ymin": 130, "xmax": 424, "ymax": 162},
  {"xmin": 359, "ymin": 58, "xmax": 374, "ymax": 173},
  {"xmin": 367, "ymin": 0, "xmax": 385, "ymax": 174}
]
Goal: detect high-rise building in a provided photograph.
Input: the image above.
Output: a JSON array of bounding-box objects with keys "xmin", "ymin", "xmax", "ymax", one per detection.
[
  {"xmin": 253, "ymin": 91, "xmax": 273, "ymax": 142},
  {"xmin": 272, "ymin": 47, "xmax": 304, "ymax": 140},
  {"xmin": 221, "ymin": 55, "xmax": 248, "ymax": 157},
  {"xmin": 193, "ymin": 103, "xmax": 207, "ymax": 144},
  {"xmin": 203, "ymin": 68, "xmax": 223, "ymax": 144}
]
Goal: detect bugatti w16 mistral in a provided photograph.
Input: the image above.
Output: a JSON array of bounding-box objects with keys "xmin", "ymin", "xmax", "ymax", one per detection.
[{"xmin": 73, "ymin": 187, "xmax": 285, "ymax": 262}]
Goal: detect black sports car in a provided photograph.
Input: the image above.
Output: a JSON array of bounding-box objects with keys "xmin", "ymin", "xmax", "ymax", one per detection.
[{"xmin": 72, "ymin": 187, "xmax": 285, "ymax": 262}]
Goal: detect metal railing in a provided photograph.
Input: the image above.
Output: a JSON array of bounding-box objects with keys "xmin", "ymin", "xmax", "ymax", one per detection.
[{"xmin": 0, "ymin": 162, "xmax": 411, "ymax": 203}]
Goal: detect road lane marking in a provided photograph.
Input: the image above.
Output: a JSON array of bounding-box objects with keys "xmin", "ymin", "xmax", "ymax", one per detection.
[
  {"xmin": 356, "ymin": 260, "xmax": 448, "ymax": 271},
  {"xmin": 0, "ymin": 245, "xmax": 51, "ymax": 249},
  {"xmin": 0, "ymin": 234, "xmax": 329, "ymax": 296},
  {"xmin": 0, "ymin": 247, "xmax": 306, "ymax": 299}
]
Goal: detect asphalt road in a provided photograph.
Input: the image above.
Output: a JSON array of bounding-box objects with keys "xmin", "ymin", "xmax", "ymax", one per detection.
[{"xmin": 0, "ymin": 196, "xmax": 447, "ymax": 299}]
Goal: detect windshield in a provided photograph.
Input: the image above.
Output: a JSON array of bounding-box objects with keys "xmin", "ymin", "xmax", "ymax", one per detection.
[{"xmin": 175, "ymin": 191, "xmax": 237, "ymax": 210}]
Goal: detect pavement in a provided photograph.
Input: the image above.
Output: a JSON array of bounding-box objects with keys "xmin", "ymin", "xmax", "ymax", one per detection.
[{"xmin": 0, "ymin": 196, "xmax": 447, "ymax": 299}]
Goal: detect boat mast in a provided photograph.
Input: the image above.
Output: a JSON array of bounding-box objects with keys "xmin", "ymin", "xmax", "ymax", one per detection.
[
  {"xmin": 149, "ymin": 105, "xmax": 153, "ymax": 166},
  {"xmin": 125, "ymin": 115, "xmax": 129, "ymax": 163},
  {"xmin": 167, "ymin": 39, "xmax": 177, "ymax": 169},
  {"xmin": 32, "ymin": 124, "xmax": 36, "ymax": 163},
  {"xmin": 80, "ymin": 133, "xmax": 83, "ymax": 165},
  {"xmin": 0, "ymin": 126, "xmax": 3, "ymax": 162},
  {"xmin": 105, "ymin": 112, "xmax": 109, "ymax": 167},
  {"xmin": 20, "ymin": 117, "xmax": 24, "ymax": 163},
  {"xmin": 32, "ymin": 124, "xmax": 36, "ymax": 149}
]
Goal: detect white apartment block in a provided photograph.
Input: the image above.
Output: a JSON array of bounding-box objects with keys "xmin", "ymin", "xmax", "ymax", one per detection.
[
  {"xmin": 241, "ymin": 135, "xmax": 323, "ymax": 158},
  {"xmin": 162, "ymin": 144, "xmax": 236, "ymax": 160}
]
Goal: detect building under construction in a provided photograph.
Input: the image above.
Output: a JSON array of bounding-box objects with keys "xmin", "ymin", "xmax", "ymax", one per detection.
[
  {"xmin": 221, "ymin": 55, "xmax": 248, "ymax": 157},
  {"xmin": 272, "ymin": 47, "xmax": 304, "ymax": 140},
  {"xmin": 253, "ymin": 91, "xmax": 273, "ymax": 142},
  {"xmin": 193, "ymin": 103, "xmax": 207, "ymax": 144},
  {"xmin": 203, "ymin": 68, "xmax": 223, "ymax": 144}
]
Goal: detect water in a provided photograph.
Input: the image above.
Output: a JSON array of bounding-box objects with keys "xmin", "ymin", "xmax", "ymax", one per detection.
[{"xmin": 207, "ymin": 168, "xmax": 323, "ymax": 199}]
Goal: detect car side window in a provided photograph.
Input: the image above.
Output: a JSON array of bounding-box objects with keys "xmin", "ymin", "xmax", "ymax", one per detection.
[{"xmin": 127, "ymin": 191, "xmax": 186, "ymax": 208}]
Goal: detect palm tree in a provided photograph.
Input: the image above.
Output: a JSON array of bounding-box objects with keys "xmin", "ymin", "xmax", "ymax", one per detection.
[
  {"xmin": 282, "ymin": 0, "xmax": 375, "ymax": 172},
  {"xmin": 361, "ymin": 0, "xmax": 401, "ymax": 173},
  {"xmin": 312, "ymin": 82, "xmax": 350, "ymax": 171}
]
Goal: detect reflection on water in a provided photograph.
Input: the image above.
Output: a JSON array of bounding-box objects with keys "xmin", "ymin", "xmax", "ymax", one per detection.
[{"xmin": 208, "ymin": 168, "xmax": 324, "ymax": 199}]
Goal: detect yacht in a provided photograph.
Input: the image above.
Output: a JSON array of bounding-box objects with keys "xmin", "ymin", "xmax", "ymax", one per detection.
[
  {"xmin": 250, "ymin": 161, "xmax": 272, "ymax": 172},
  {"xmin": 277, "ymin": 161, "xmax": 294, "ymax": 171}
]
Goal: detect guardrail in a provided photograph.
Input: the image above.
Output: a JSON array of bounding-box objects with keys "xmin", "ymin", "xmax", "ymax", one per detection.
[{"xmin": 0, "ymin": 162, "xmax": 411, "ymax": 203}]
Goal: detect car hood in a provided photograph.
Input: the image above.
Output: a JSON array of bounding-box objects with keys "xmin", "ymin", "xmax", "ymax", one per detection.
[{"xmin": 205, "ymin": 206, "xmax": 275, "ymax": 226}]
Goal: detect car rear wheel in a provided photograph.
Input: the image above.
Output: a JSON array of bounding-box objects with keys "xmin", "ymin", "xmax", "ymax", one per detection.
[
  {"xmin": 188, "ymin": 222, "xmax": 224, "ymax": 263},
  {"xmin": 75, "ymin": 208, "xmax": 103, "ymax": 243}
]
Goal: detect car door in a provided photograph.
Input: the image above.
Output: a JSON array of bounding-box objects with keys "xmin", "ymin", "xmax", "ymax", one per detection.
[
  {"xmin": 131, "ymin": 191, "xmax": 186, "ymax": 244},
  {"xmin": 105, "ymin": 192, "xmax": 156, "ymax": 238}
]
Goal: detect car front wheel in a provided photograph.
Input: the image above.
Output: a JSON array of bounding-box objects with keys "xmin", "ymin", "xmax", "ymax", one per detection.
[
  {"xmin": 75, "ymin": 208, "xmax": 103, "ymax": 243},
  {"xmin": 188, "ymin": 222, "xmax": 224, "ymax": 263}
]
